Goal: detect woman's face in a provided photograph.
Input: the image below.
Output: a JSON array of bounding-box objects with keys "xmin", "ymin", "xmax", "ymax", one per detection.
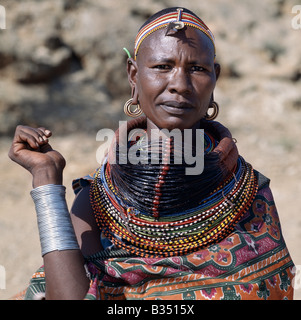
[{"xmin": 129, "ymin": 26, "xmax": 220, "ymax": 131}]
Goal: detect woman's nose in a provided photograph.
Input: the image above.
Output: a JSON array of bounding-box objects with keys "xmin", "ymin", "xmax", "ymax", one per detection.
[{"xmin": 168, "ymin": 68, "xmax": 193, "ymax": 95}]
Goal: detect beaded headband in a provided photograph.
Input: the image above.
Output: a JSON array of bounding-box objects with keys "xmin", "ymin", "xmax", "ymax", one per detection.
[{"xmin": 134, "ymin": 8, "xmax": 216, "ymax": 60}]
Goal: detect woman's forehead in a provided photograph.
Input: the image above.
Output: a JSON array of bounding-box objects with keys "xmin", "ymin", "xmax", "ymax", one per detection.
[
  {"xmin": 137, "ymin": 27, "xmax": 215, "ymax": 62},
  {"xmin": 134, "ymin": 8, "xmax": 216, "ymax": 60}
]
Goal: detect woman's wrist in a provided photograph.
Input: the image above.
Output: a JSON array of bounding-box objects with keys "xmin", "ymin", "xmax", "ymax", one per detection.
[{"xmin": 31, "ymin": 166, "xmax": 63, "ymax": 188}]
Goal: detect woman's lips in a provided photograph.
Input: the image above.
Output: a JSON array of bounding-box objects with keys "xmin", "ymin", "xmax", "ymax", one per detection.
[{"xmin": 158, "ymin": 101, "xmax": 194, "ymax": 115}]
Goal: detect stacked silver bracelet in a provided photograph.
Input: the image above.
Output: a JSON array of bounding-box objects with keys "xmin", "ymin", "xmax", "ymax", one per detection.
[{"xmin": 30, "ymin": 184, "xmax": 80, "ymax": 257}]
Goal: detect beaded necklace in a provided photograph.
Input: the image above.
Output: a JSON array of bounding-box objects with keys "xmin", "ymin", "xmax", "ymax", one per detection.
[
  {"xmin": 90, "ymin": 136, "xmax": 258, "ymax": 257},
  {"xmin": 108, "ymin": 131, "xmax": 230, "ymax": 217}
]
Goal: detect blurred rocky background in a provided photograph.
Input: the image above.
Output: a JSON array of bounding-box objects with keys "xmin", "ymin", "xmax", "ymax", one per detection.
[
  {"xmin": 0, "ymin": 0, "xmax": 299, "ymax": 136},
  {"xmin": 0, "ymin": 0, "xmax": 301, "ymax": 299}
]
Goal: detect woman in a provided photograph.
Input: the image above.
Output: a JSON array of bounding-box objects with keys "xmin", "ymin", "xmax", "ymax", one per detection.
[{"xmin": 9, "ymin": 7, "xmax": 295, "ymax": 300}]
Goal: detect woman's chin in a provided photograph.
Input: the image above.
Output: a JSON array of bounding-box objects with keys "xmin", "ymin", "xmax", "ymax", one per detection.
[{"xmin": 148, "ymin": 117, "xmax": 201, "ymax": 132}]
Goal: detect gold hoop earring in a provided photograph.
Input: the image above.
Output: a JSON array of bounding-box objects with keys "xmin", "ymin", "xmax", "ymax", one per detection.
[
  {"xmin": 124, "ymin": 98, "xmax": 143, "ymax": 118},
  {"xmin": 206, "ymin": 101, "xmax": 219, "ymax": 121}
]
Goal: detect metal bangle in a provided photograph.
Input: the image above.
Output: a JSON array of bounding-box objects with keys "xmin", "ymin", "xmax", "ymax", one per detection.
[{"xmin": 30, "ymin": 184, "xmax": 79, "ymax": 257}]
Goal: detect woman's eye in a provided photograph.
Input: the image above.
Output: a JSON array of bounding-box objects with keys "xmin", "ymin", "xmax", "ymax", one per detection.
[
  {"xmin": 154, "ymin": 65, "xmax": 171, "ymax": 70},
  {"xmin": 191, "ymin": 66, "xmax": 205, "ymax": 72}
]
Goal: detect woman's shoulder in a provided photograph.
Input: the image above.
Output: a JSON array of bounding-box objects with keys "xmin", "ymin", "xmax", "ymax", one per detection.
[
  {"xmin": 72, "ymin": 167, "xmax": 100, "ymax": 195},
  {"xmin": 253, "ymin": 169, "xmax": 270, "ymax": 190}
]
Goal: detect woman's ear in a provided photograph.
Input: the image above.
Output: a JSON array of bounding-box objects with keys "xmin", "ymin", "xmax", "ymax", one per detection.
[
  {"xmin": 214, "ymin": 63, "xmax": 221, "ymax": 81},
  {"xmin": 127, "ymin": 58, "xmax": 139, "ymax": 104}
]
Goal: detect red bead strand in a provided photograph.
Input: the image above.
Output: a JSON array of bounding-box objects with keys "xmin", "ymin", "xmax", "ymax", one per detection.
[{"xmin": 151, "ymin": 138, "xmax": 172, "ymax": 220}]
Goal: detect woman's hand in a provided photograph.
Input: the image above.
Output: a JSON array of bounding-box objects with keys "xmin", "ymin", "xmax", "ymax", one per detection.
[{"xmin": 8, "ymin": 125, "xmax": 66, "ymax": 187}]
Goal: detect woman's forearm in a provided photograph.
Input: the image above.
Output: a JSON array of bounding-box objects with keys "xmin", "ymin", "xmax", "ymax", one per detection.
[
  {"xmin": 44, "ymin": 250, "xmax": 89, "ymax": 300},
  {"xmin": 31, "ymin": 181, "xmax": 89, "ymax": 300}
]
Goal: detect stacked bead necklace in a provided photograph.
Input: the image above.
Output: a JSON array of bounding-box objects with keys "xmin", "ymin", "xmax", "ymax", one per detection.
[
  {"xmin": 107, "ymin": 131, "xmax": 228, "ymax": 216},
  {"xmin": 90, "ymin": 130, "xmax": 258, "ymax": 258}
]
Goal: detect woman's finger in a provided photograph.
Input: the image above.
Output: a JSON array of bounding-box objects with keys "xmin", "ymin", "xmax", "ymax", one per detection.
[
  {"xmin": 34, "ymin": 128, "xmax": 49, "ymax": 144},
  {"xmin": 36, "ymin": 127, "xmax": 52, "ymax": 142},
  {"xmin": 38, "ymin": 127, "xmax": 52, "ymax": 137},
  {"xmin": 14, "ymin": 126, "xmax": 52, "ymax": 148},
  {"xmin": 14, "ymin": 128, "xmax": 41, "ymax": 150}
]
